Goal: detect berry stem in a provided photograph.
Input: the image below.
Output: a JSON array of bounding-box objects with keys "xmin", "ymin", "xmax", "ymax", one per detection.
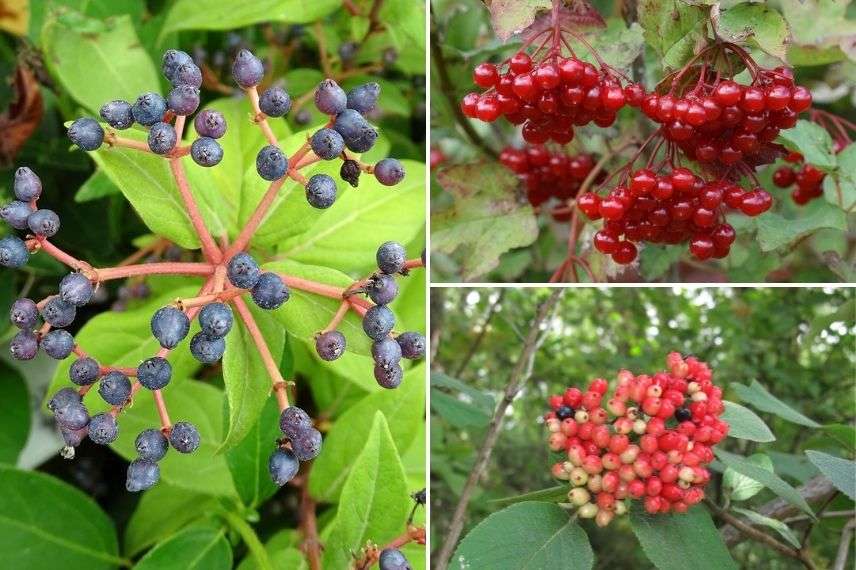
[
  {"xmin": 177, "ymin": 287, "xmax": 245, "ymax": 309},
  {"xmin": 27, "ymin": 237, "xmax": 90, "ymax": 271},
  {"xmin": 321, "ymin": 300, "xmax": 350, "ymax": 333},
  {"xmin": 298, "ymin": 471, "xmax": 323, "ymax": 570},
  {"xmin": 352, "ymin": 525, "xmax": 426, "ymax": 570},
  {"xmin": 95, "ymin": 262, "xmax": 215, "ymax": 281},
  {"xmin": 224, "ymin": 178, "xmax": 287, "ymax": 258},
  {"xmin": 245, "ymin": 86, "xmax": 279, "ymax": 146},
  {"xmin": 404, "ymin": 257, "xmax": 424, "ymax": 269},
  {"xmin": 104, "ymin": 133, "xmax": 154, "ymax": 154},
  {"xmin": 168, "ymin": 157, "xmax": 223, "ymax": 263},
  {"xmin": 152, "ymin": 389, "xmax": 172, "ymax": 429},
  {"xmin": 232, "ymin": 295, "xmax": 290, "ymax": 410}
]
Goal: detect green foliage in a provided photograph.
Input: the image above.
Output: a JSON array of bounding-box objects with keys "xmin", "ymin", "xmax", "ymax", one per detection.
[{"xmin": 0, "ymin": 361, "xmax": 29, "ymax": 464}]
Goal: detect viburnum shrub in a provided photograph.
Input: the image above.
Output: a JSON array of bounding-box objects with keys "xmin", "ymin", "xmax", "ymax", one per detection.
[
  {"xmin": 3, "ymin": 47, "xmax": 425, "ymax": 494},
  {"xmin": 544, "ymin": 353, "xmax": 727, "ymax": 526}
]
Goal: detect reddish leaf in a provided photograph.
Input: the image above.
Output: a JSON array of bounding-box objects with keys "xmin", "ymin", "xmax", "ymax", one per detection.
[
  {"xmin": 0, "ymin": 66, "xmax": 44, "ymax": 165},
  {"xmin": 519, "ymin": 0, "xmax": 606, "ymax": 43}
]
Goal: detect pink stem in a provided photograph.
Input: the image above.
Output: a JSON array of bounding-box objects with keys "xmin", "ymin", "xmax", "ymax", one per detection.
[
  {"xmin": 225, "ymin": 178, "xmax": 286, "ymax": 258},
  {"xmin": 232, "ymin": 296, "xmax": 290, "ymax": 410},
  {"xmin": 404, "ymin": 258, "xmax": 424, "ymax": 269},
  {"xmin": 96, "ymin": 262, "xmax": 214, "ymax": 281},
  {"xmin": 246, "ymin": 86, "xmax": 279, "ymax": 146},
  {"xmin": 168, "ymin": 157, "xmax": 223, "ymax": 263},
  {"xmin": 179, "ymin": 287, "xmax": 245, "ymax": 309},
  {"xmin": 153, "ymin": 389, "xmax": 172, "ymax": 429},
  {"xmin": 322, "ymin": 300, "xmax": 350, "ymax": 333},
  {"xmin": 28, "ymin": 238, "xmax": 89, "ymax": 271}
]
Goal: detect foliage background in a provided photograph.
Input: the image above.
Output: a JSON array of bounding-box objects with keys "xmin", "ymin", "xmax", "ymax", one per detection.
[
  {"xmin": 430, "ymin": 0, "xmax": 856, "ymax": 283},
  {"xmin": 431, "ymin": 286, "xmax": 855, "ymax": 568},
  {"xmin": 0, "ymin": 0, "xmax": 426, "ymax": 568}
]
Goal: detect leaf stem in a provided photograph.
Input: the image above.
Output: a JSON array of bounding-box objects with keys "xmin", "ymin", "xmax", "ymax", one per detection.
[
  {"xmin": 167, "ymin": 156, "xmax": 223, "ymax": 263},
  {"xmin": 95, "ymin": 262, "xmax": 214, "ymax": 281}
]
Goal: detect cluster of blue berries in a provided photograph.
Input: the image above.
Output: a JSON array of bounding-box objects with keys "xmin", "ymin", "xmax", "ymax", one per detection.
[
  {"xmin": 268, "ymin": 405, "xmax": 323, "ymax": 486},
  {"xmin": 0, "ymin": 167, "xmax": 56, "ymax": 269}
]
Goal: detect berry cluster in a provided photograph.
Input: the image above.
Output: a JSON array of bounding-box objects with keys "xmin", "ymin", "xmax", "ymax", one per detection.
[
  {"xmin": 772, "ymin": 151, "xmax": 826, "ymax": 205},
  {"xmin": 544, "ymin": 353, "xmax": 728, "ymax": 526},
  {"xmin": 499, "ymin": 145, "xmax": 599, "ymax": 214},
  {"xmin": 462, "ymin": 52, "xmax": 638, "ymax": 144}
]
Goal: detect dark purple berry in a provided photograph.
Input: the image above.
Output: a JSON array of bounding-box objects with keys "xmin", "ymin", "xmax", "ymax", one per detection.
[
  {"xmin": 169, "ymin": 421, "xmax": 200, "ymax": 453},
  {"xmin": 396, "ymin": 332, "xmax": 425, "ymax": 359},
  {"xmin": 269, "ymin": 449, "xmax": 299, "ymax": 485},
  {"xmin": 59, "ymin": 272, "xmax": 94, "ymax": 306},
  {"xmin": 88, "ymin": 413, "xmax": 118, "ymax": 444},
  {"xmin": 250, "ymin": 272, "xmax": 289, "ymax": 310},
  {"xmin": 376, "ymin": 241, "xmax": 406, "ymax": 274},
  {"xmin": 126, "ymin": 459, "xmax": 160, "ymax": 492},
  {"xmin": 279, "ymin": 406, "xmax": 312, "ymax": 439},
  {"xmin": 256, "ymin": 145, "xmax": 288, "ymax": 181},
  {"xmin": 314, "ymin": 79, "xmax": 347, "ymax": 115},
  {"xmin": 10, "ymin": 298, "xmax": 38, "ymax": 329},
  {"xmin": 310, "ymin": 128, "xmax": 345, "ymax": 160},
  {"xmin": 366, "ymin": 274, "xmax": 398, "ymax": 305},
  {"xmin": 137, "ymin": 356, "xmax": 172, "ymax": 390},
  {"xmin": 148, "ymin": 122, "xmax": 178, "ymax": 154},
  {"xmin": 232, "ymin": 49, "xmax": 264, "ymax": 88},
  {"xmin": 151, "ymin": 306, "xmax": 190, "ymax": 349},
  {"xmin": 305, "ymin": 174, "xmax": 337, "ymax": 209},
  {"xmin": 374, "ymin": 158, "xmax": 405, "ymax": 186},
  {"xmin": 68, "ymin": 118, "xmax": 104, "ymax": 151},
  {"xmin": 41, "ymin": 297, "xmax": 76, "ymax": 328},
  {"xmin": 259, "ymin": 86, "xmax": 292, "ymax": 117},
  {"xmin": 168, "ymin": 85, "xmax": 200, "ymax": 116},
  {"xmin": 13, "ymin": 167, "xmax": 42, "ymax": 201},
  {"xmin": 132, "ymin": 93, "xmax": 167, "ymax": 126},
  {"xmin": 1, "ymin": 201, "xmax": 34, "ymax": 230},
  {"xmin": 315, "ymin": 331, "xmax": 346, "ymax": 361},
  {"xmin": 189, "ymin": 332, "xmax": 226, "ymax": 363},
  {"xmin": 194, "ymin": 109, "xmax": 227, "ymax": 139},
  {"xmin": 98, "ymin": 371, "xmax": 132, "ymax": 405},
  {"xmin": 41, "ymin": 329, "xmax": 75, "ymax": 359},
  {"xmin": 10, "ymin": 330, "xmax": 38, "ymax": 360},
  {"xmin": 362, "ymin": 305, "xmax": 395, "ymax": 341},
  {"xmin": 346, "ymin": 82, "xmax": 380, "ymax": 114},
  {"xmin": 135, "ymin": 428, "xmax": 168, "ymax": 461},
  {"xmin": 100, "ymin": 100, "xmax": 134, "ymax": 129},
  {"xmin": 190, "ymin": 137, "xmax": 223, "ymax": 167},
  {"xmin": 227, "ymin": 252, "xmax": 261, "ymax": 289}
]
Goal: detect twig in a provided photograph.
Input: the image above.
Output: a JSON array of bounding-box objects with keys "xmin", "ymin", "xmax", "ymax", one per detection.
[
  {"xmin": 299, "ymin": 467, "xmax": 322, "ymax": 570},
  {"xmin": 834, "ymin": 519, "xmax": 855, "ymax": 570},
  {"xmin": 167, "ymin": 157, "xmax": 222, "ymax": 263},
  {"xmin": 452, "ymin": 290, "xmax": 504, "ymax": 377}
]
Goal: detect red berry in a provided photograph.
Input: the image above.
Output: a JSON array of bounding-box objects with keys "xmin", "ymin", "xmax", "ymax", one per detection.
[
  {"xmin": 714, "ymin": 80, "xmax": 743, "ymax": 106},
  {"xmin": 512, "ymin": 73, "xmax": 538, "ymax": 101},
  {"xmin": 612, "ymin": 241, "xmax": 637, "ymax": 264},
  {"xmin": 473, "ymin": 63, "xmax": 499, "ymax": 88},
  {"xmin": 773, "ymin": 166, "xmax": 796, "ymax": 188},
  {"xmin": 765, "ymin": 84, "xmax": 791, "ymax": 110},
  {"xmin": 509, "ymin": 52, "xmax": 532, "ymax": 74},
  {"xmin": 475, "ymin": 96, "xmax": 501, "ymax": 122},
  {"xmin": 624, "ymin": 83, "xmax": 645, "ymax": 106},
  {"xmin": 534, "ymin": 63, "xmax": 561, "ymax": 90},
  {"xmin": 630, "ymin": 169, "xmax": 657, "ymax": 195},
  {"xmin": 601, "ymin": 85, "xmax": 626, "ymax": 111},
  {"xmin": 740, "ymin": 86, "xmax": 766, "ymax": 113},
  {"xmin": 577, "ymin": 193, "xmax": 601, "ymax": 219},
  {"xmin": 599, "ymin": 198, "xmax": 626, "ymax": 220},
  {"xmin": 739, "ymin": 189, "xmax": 773, "ymax": 216},
  {"xmin": 789, "ymin": 86, "xmax": 812, "ymax": 112},
  {"xmin": 559, "ymin": 58, "xmax": 584, "ymax": 84},
  {"xmin": 689, "ymin": 234, "xmax": 715, "ymax": 260},
  {"xmin": 461, "ymin": 93, "xmax": 479, "ymax": 117},
  {"xmin": 670, "ymin": 168, "xmax": 695, "ymax": 192}
]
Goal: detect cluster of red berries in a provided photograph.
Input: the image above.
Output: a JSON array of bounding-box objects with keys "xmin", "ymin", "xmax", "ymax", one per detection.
[
  {"xmin": 643, "ymin": 67, "xmax": 811, "ymax": 169},
  {"xmin": 461, "ymin": 53, "xmax": 640, "ymax": 144},
  {"xmin": 772, "ymin": 151, "xmax": 826, "ymax": 205},
  {"xmin": 544, "ymin": 353, "xmax": 728, "ymax": 527},
  {"xmin": 499, "ymin": 145, "xmax": 600, "ymax": 213}
]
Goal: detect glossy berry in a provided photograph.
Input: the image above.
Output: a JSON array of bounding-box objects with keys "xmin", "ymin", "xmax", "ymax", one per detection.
[
  {"xmin": 199, "ymin": 302, "xmax": 233, "ymax": 338},
  {"xmin": 379, "ymin": 548, "xmax": 412, "ymax": 570},
  {"xmin": 10, "ymin": 298, "xmax": 38, "ymax": 329},
  {"xmin": 473, "ymin": 63, "xmax": 499, "ymax": 88},
  {"xmin": 41, "ymin": 329, "xmax": 75, "ymax": 359},
  {"xmin": 362, "ymin": 305, "xmax": 395, "ymax": 341},
  {"xmin": 333, "ymin": 109, "xmax": 378, "ymax": 153},
  {"xmin": 172, "ymin": 62, "xmax": 202, "ymax": 88},
  {"xmin": 346, "ymin": 82, "xmax": 380, "ymax": 114},
  {"xmin": 151, "ymin": 306, "xmax": 190, "ymax": 349},
  {"xmin": 41, "ymin": 297, "xmax": 76, "ymax": 328},
  {"xmin": 232, "ymin": 49, "xmax": 265, "ymax": 88},
  {"xmin": 310, "ymin": 128, "xmax": 345, "ymax": 160},
  {"xmin": 315, "ymin": 330, "xmax": 346, "ymax": 361},
  {"xmin": 162, "ymin": 49, "xmax": 193, "ymax": 81},
  {"xmin": 126, "ymin": 459, "xmax": 160, "ymax": 492},
  {"xmin": 269, "ymin": 449, "xmax": 299, "ymax": 486},
  {"xmin": 190, "ymin": 137, "xmax": 224, "ymax": 167},
  {"xmin": 59, "ymin": 272, "xmax": 94, "ymax": 306},
  {"xmin": 260, "ymin": 86, "xmax": 292, "ymax": 117},
  {"xmin": 137, "ymin": 356, "xmax": 172, "ymax": 390},
  {"xmin": 147, "ymin": 122, "xmax": 178, "ymax": 155},
  {"xmin": 372, "ymin": 337, "xmax": 402, "ymax": 369},
  {"xmin": 88, "ymin": 413, "xmax": 119, "ymax": 445},
  {"xmin": 194, "ymin": 109, "xmax": 227, "ymax": 139},
  {"xmin": 227, "ymin": 252, "xmax": 261, "ymax": 289},
  {"xmin": 135, "ymin": 429, "xmax": 169, "ymax": 462},
  {"xmin": 251, "ymin": 272, "xmax": 289, "ymax": 309},
  {"xmin": 100, "ymin": 100, "xmax": 134, "ymax": 129},
  {"xmin": 70, "ymin": 356, "xmax": 100, "ymax": 385},
  {"xmin": 0, "ymin": 200, "xmax": 33, "ymax": 235},
  {"xmin": 396, "ymin": 331, "xmax": 425, "ymax": 359},
  {"xmin": 13, "ymin": 167, "xmax": 42, "ymax": 201},
  {"xmin": 28, "ymin": 209, "xmax": 60, "ymax": 237},
  {"xmin": 10, "ymin": 331, "xmax": 38, "ymax": 360},
  {"xmin": 374, "ymin": 158, "xmax": 405, "ymax": 186},
  {"xmin": 375, "ymin": 363, "xmax": 403, "ymax": 388},
  {"xmin": 132, "ymin": 93, "xmax": 167, "ymax": 126},
  {"xmin": 0, "ymin": 236, "xmax": 29, "ymax": 268},
  {"xmin": 376, "ymin": 241, "xmax": 406, "ymax": 274},
  {"xmin": 280, "ymin": 406, "xmax": 312, "ymax": 439},
  {"xmin": 305, "ymin": 174, "xmax": 337, "ymax": 209},
  {"xmin": 189, "ymin": 332, "xmax": 226, "ymax": 363},
  {"xmin": 99, "ymin": 371, "xmax": 132, "ymax": 405},
  {"xmin": 169, "ymin": 421, "xmax": 200, "ymax": 453},
  {"xmin": 256, "ymin": 145, "xmax": 288, "ymax": 181},
  {"xmin": 168, "ymin": 85, "xmax": 200, "ymax": 116},
  {"xmin": 68, "ymin": 118, "xmax": 104, "ymax": 151},
  {"xmin": 366, "ymin": 273, "xmax": 399, "ymax": 305},
  {"xmin": 291, "ymin": 428, "xmax": 322, "ymax": 461}
]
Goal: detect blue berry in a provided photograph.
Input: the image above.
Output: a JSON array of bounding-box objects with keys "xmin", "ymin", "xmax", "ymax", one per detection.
[
  {"xmin": 41, "ymin": 329, "xmax": 75, "ymax": 359},
  {"xmin": 374, "ymin": 362, "xmax": 403, "ymax": 389},
  {"xmin": 232, "ymin": 49, "xmax": 264, "ymax": 88},
  {"xmin": 291, "ymin": 428, "xmax": 322, "ymax": 461},
  {"xmin": 68, "ymin": 118, "xmax": 104, "ymax": 151},
  {"xmin": 168, "ymin": 85, "xmax": 200, "ymax": 116},
  {"xmin": 376, "ymin": 241, "xmax": 406, "ymax": 274},
  {"xmin": 27, "ymin": 208, "xmax": 60, "ymax": 237},
  {"xmin": 259, "ymin": 86, "xmax": 292, "ymax": 117},
  {"xmin": 99, "ymin": 100, "xmax": 134, "ymax": 129},
  {"xmin": 69, "ymin": 356, "xmax": 99, "ymax": 386},
  {"xmin": 190, "ymin": 137, "xmax": 223, "ymax": 167},
  {"xmin": 132, "ymin": 93, "xmax": 167, "ymax": 126},
  {"xmin": 10, "ymin": 298, "xmax": 38, "ymax": 329},
  {"xmin": 347, "ymin": 82, "xmax": 380, "ymax": 115},
  {"xmin": 98, "ymin": 371, "xmax": 131, "ymax": 405},
  {"xmin": 314, "ymin": 79, "xmax": 347, "ymax": 115},
  {"xmin": 10, "ymin": 330, "xmax": 38, "ymax": 360},
  {"xmin": 137, "ymin": 356, "xmax": 172, "ymax": 390},
  {"xmin": 126, "ymin": 459, "xmax": 160, "ymax": 492},
  {"xmin": 61, "ymin": 425, "xmax": 89, "ymax": 447},
  {"xmin": 339, "ymin": 42, "xmax": 358, "ymax": 63},
  {"xmin": 378, "ymin": 548, "xmax": 411, "ymax": 570},
  {"xmin": 315, "ymin": 331, "xmax": 346, "ymax": 361},
  {"xmin": 396, "ymin": 331, "xmax": 425, "ymax": 359},
  {"xmin": 135, "ymin": 429, "xmax": 168, "ymax": 461},
  {"xmin": 305, "ymin": 174, "xmax": 337, "ymax": 209},
  {"xmin": 13, "ymin": 167, "xmax": 42, "ymax": 201},
  {"xmin": 55, "ymin": 402, "xmax": 89, "ymax": 431},
  {"xmin": 0, "ymin": 236, "xmax": 28, "ymax": 268},
  {"xmin": 189, "ymin": 332, "xmax": 226, "ymax": 363},
  {"xmin": 256, "ymin": 145, "xmax": 288, "ymax": 181},
  {"xmin": 295, "ymin": 108, "xmax": 311, "ymax": 125},
  {"xmin": 333, "ymin": 109, "xmax": 377, "ymax": 152},
  {"xmin": 172, "ymin": 62, "xmax": 202, "ymax": 88},
  {"xmin": 366, "ymin": 274, "xmax": 398, "ymax": 305},
  {"xmin": 310, "ymin": 128, "xmax": 345, "ymax": 160},
  {"xmin": 194, "ymin": 109, "xmax": 227, "ymax": 139},
  {"xmin": 162, "ymin": 49, "xmax": 193, "ymax": 81},
  {"xmin": 362, "ymin": 305, "xmax": 395, "ymax": 341},
  {"xmin": 374, "ymin": 158, "xmax": 405, "ymax": 186},
  {"xmin": 340, "ymin": 159, "xmax": 361, "ymax": 187},
  {"xmin": 199, "ymin": 302, "xmax": 233, "ymax": 337},
  {"xmin": 59, "ymin": 272, "xmax": 94, "ymax": 306},
  {"xmin": 251, "ymin": 272, "xmax": 289, "ymax": 310},
  {"xmin": 279, "ymin": 406, "xmax": 312, "ymax": 439},
  {"xmin": 48, "ymin": 387, "xmax": 81, "ymax": 413},
  {"xmin": 148, "ymin": 122, "xmax": 178, "ymax": 154},
  {"xmin": 88, "ymin": 412, "xmax": 119, "ymax": 444},
  {"xmin": 269, "ymin": 449, "xmax": 299, "ymax": 486},
  {"xmin": 227, "ymin": 252, "xmax": 261, "ymax": 289},
  {"xmin": 169, "ymin": 421, "xmax": 200, "ymax": 453},
  {"xmin": 372, "ymin": 338, "xmax": 402, "ymax": 369},
  {"xmin": 1, "ymin": 200, "xmax": 35, "ymax": 229},
  {"xmin": 151, "ymin": 306, "xmax": 190, "ymax": 349},
  {"xmin": 41, "ymin": 297, "xmax": 76, "ymax": 328}
]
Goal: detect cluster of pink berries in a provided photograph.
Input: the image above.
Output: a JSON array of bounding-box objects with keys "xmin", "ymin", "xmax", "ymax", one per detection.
[{"xmin": 544, "ymin": 353, "xmax": 728, "ymax": 526}]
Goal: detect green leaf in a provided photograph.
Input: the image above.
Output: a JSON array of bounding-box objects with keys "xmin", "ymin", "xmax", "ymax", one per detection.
[
  {"xmin": 111, "ymin": 380, "xmax": 237, "ymax": 497},
  {"xmin": 732, "ymin": 380, "xmax": 821, "ymax": 428},
  {"xmin": 489, "ymin": 485, "xmax": 570, "ymax": 507},
  {"xmin": 226, "ymin": 398, "xmax": 281, "ymax": 508},
  {"xmin": 721, "ymin": 401, "xmax": 775, "ymax": 442},
  {"xmin": 731, "ymin": 507, "xmax": 802, "ymax": 549},
  {"xmin": 805, "ymin": 450, "xmax": 856, "ymax": 500},
  {"xmin": 630, "ymin": 505, "xmax": 737, "ymax": 570},
  {"xmin": 162, "ymin": 0, "xmax": 340, "ymax": 36},
  {"xmin": 723, "ymin": 453, "xmax": 774, "ymax": 501},
  {"xmin": 781, "ymin": 0, "xmax": 856, "ymax": 49},
  {"xmin": 638, "ymin": 0, "xmax": 708, "ymax": 69},
  {"xmin": 755, "ymin": 199, "xmax": 846, "ymax": 253},
  {"xmin": 124, "ymin": 483, "xmax": 218, "ymax": 557},
  {"xmin": 310, "ymin": 364, "xmax": 425, "ymax": 502},
  {"xmin": 451, "ymin": 502, "xmax": 593, "ymax": 569},
  {"xmin": 236, "ymin": 530, "xmax": 307, "ymax": 570},
  {"xmin": 824, "ymin": 142, "xmax": 856, "ymax": 211},
  {"xmin": 778, "ymin": 120, "xmax": 837, "ymax": 171},
  {"xmin": 431, "ymin": 389, "xmax": 492, "ymax": 428},
  {"xmin": 41, "ymin": 9, "xmax": 159, "ymax": 115},
  {"xmin": 220, "ymin": 304, "xmax": 284, "ymax": 453},
  {"xmin": 640, "ymin": 245, "xmax": 684, "ymax": 281},
  {"xmin": 486, "ymin": 1, "xmax": 552, "ymax": 42},
  {"xmin": 715, "ymin": 448, "xmax": 814, "ymax": 516},
  {"xmin": 0, "ymin": 360, "xmax": 29, "ymax": 464},
  {"xmin": 432, "ymin": 162, "xmax": 538, "ymax": 280},
  {"xmin": 75, "ymin": 169, "xmax": 121, "ymax": 202},
  {"xmin": 567, "ymin": 19, "xmax": 645, "ymax": 73},
  {"xmin": 0, "ymin": 465, "xmax": 124, "ymax": 568},
  {"xmin": 28, "ymin": 0, "xmax": 145, "ymax": 45},
  {"xmin": 717, "ymin": 3, "xmax": 788, "ymax": 59},
  {"xmin": 135, "ymin": 525, "xmax": 232, "ymax": 570},
  {"xmin": 431, "ymin": 372, "xmax": 496, "ymax": 412},
  {"xmin": 322, "ymin": 412, "xmax": 410, "ymax": 569}
]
